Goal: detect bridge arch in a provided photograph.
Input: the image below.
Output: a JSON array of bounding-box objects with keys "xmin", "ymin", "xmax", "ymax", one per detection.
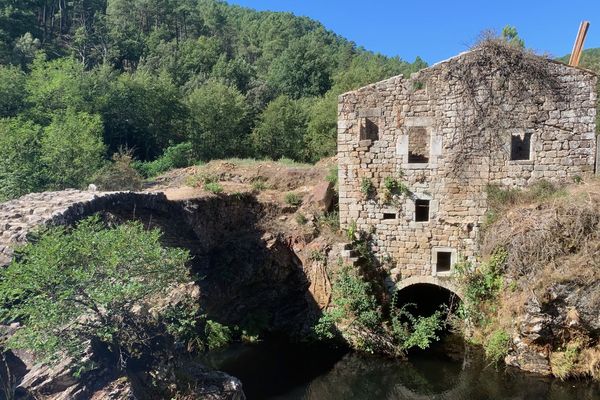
[{"xmin": 395, "ymin": 275, "xmax": 463, "ymax": 301}]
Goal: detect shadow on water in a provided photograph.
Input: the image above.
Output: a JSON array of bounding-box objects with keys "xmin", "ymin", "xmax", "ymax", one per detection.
[{"xmin": 202, "ymin": 335, "xmax": 600, "ymax": 400}]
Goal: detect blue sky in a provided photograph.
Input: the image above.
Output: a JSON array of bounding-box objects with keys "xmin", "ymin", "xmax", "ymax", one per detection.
[{"xmin": 226, "ymin": 0, "xmax": 600, "ymax": 65}]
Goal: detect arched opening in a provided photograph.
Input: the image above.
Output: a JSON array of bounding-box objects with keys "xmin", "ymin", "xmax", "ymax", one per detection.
[
  {"xmin": 395, "ymin": 283, "xmax": 460, "ymax": 318},
  {"xmin": 394, "ymin": 283, "xmax": 463, "ymax": 356}
]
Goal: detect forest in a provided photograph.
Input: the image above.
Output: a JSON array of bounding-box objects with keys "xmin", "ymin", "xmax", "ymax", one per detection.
[{"xmin": 0, "ymin": 0, "xmax": 427, "ymax": 201}]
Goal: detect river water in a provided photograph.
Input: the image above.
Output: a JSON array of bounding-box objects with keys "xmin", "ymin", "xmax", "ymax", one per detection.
[{"xmin": 202, "ymin": 336, "xmax": 600, "ymax": 400}]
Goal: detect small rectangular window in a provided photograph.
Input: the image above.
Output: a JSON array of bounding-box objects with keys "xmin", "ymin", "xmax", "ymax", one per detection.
[
  {"xmin": 360, "ymin": 118, "xmax": 379, "ymax": 141},
  {"xmin": 415, "ymin": 199, "xmax": 430, "ymax": 222},
  {"xmin": 436, "ymin": 251, "xmax": 452, "ymax": 273},
  {"xmin": 383, "ymin": 213, "xmax": 396, "ymax": 220},
  {"xmin": 511, "ymin": 133, "xmax": 532, "ymax": 161},
  {"xmin": 408, "ymin": 127, "xmax": 430, "ymax": 163}
]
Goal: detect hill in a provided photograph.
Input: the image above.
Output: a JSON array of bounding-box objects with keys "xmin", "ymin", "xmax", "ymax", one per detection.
[
  {"xmin": 0, "ymin": 0, "xmax": 426, "ymax": 201},
  {"xmin": 559, "ymin": 47, "xmax": 600, "ymax": 71}
]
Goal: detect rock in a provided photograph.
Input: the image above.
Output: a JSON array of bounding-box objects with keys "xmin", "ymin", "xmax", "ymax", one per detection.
[{"xmin": 308, "ymin": 181, "xmax": 334, "ymax": 212}]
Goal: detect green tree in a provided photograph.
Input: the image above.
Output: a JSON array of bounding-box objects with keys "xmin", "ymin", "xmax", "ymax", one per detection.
[
  {"xmin": 0, "ymin": 118, "xmax": 44, "ymax": 201},
  {"xmin": 101, "ymin": 70, "xmax": 188, "ymax": 159},
  {"xmin": 304, "ymin": 92, "xmax": 337, "ymax": 162},
  {"xmin": 267, "ymin": 34, "xmax": 333, "ymax": 99},
  {"xmin": 41, "ymin": 109, "xmax": 105, "ymax": 189},
  {"xmin": 25, "ymin": 55, "xmax": 91, "ymax": 123},
  {"xmin": 186, "ymin": 80, "xmax": 249, "ymax": 159},
  {"xmin": 251, "ymin": 95, "xmax": 308, "ymax": 160},
  {"xmin": 0, "ymin": 216, "xmax": 191, "ymax": 368},
  {"xmin": 0, "ymin": 65, "xmax": 27, "ymax": 117},
  {"xmin": 501, "ymin": 25, "xmax": 525, "ymax": 48}
]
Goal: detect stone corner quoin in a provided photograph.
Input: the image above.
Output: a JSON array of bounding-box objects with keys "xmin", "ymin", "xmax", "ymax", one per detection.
[{"xmin": 337, "ymin": 50, "xmax": 598, "ymax": 291}]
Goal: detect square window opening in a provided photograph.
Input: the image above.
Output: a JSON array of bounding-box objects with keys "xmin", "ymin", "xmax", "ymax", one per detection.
[
  {"xmin": 360, "ymin": 118, "xmax": 379, "ymax": 141},
  {"xmin": 408, "ymin": 127, "xmax": 430, "ymax": 163},
  {"xmin": 415, "ymin": 199, "xmax": 430, "ymax": 222},
  {"xmin": 383, "ymin": 213, "xmax": 396, "ymax": 220},
  {"xmin": 436, "ymin": 251, "xmax": 452, "ymax": 273},
  {"xmin": 510, "ymin": 132, "xmax": 532, "ymax": 161}
]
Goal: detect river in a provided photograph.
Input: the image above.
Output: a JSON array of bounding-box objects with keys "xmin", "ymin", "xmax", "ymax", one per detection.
[{"xmin": 202, "ymin": 336, "xmax": 600, "ymax": 400}]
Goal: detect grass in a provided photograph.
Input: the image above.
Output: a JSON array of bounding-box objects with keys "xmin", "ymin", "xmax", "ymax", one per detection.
[
  {"xmin": 284, "ymin": 192, "xmax": 302, "ymax": 206},
  {"xmin": 251, "ymin": 178, "xmax": 269, "ymax": 191},
  {"xmin": 484, "ymin": 329, "xmax": 510, "ymax": 364},
  {"xmin": 551, "ymin": 341, "xmax": 580, "ymax": 380},
  {"xmin": 484, "ymin": 180, "xmax": 566, "ymax": 227},
  {"xmin": 204, "ymin": 182, "xmax": 223, "ymax": 194},
  {"xmin": 295, "ymin": 213, "xmax": 308, "ymax": 225}
]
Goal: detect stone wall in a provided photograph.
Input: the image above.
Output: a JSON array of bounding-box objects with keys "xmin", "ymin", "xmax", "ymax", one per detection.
[{"xmin": 337, "ymin": 50, "xmax": 597, "ymax": 285}]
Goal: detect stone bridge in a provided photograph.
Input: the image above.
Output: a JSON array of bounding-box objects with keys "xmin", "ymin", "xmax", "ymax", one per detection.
[
  {"xmin": 0, "ymin": 189, "xmax": 172, "ymax": 266},
  {"xmin": 0, "ymin": 189, "xmax": 463, "ymax": 310}
]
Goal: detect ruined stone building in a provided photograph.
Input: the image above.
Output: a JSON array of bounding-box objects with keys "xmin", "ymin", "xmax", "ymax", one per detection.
[{"xmin": 337, "ymin": 45, "xmax": 598, "ymax": 290}]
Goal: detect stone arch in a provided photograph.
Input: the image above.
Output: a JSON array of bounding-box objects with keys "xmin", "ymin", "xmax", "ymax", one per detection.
[{"xmin": 395, "ymin": 275, "xmax": 463, "ymax": 300}]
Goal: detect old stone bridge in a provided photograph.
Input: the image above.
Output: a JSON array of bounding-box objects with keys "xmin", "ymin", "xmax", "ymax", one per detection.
[{"xmin": 0, "ymin": 189, "xmax": 465, "ymax": 303}]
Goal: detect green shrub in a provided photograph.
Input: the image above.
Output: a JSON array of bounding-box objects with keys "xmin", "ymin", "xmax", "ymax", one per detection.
[
  {"xmin": 204, "ymin": 182, "xmax": 223, "ymax": 194},
  {"xmin": 550, "ymin": 341, "xmax": 580, "ymax": 380},
  {"xmin": 484, "ymin": 329, "xmax": 511, "ymax": 364},
  {"xmin": 317, "ymin": 211, "xmax": 340, "ymax": 232},
  {"xmin": 295, "ymin": 213, "xmax": 308, "ymax": 225},
  {"xmin": 0, "ymin": 216, "xmax": 191, "ymax": 369},
  {"xmin": 92, "ymin": 149, "xmax": 144, "ymax": 191},
  {"xmin": 284, "ymin": 192, "xmax": 302, "ymax": 206},
  {"xmin": 315, "ymin": 265, "xmax": 382, "ymax": 341},
  {"xmin": 326, "ymin": 166, "xmax": 338, "ymax": 187},
  {"xmin": 251, "ymin": 178, "xmax": 268, "ymax": 191},
  {"xmin": 390, "ymin": 302, "xmax": 443, "ymax": 350},
  {"xmin": 360, "ymin": 178, "xmax": 375, "ymax": 198},
  {"xmin": 454, "ymin": 248, "xmax": 506, "ymax": 324},
  {"xmin": 135, "ymin": 142, "xmax": 195, "ymax": 178}
]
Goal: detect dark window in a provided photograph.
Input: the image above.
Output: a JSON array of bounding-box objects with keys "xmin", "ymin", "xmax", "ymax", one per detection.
[
  {"xmin": 415, "ymin": 199, "xmax": 430, "ymax": 222},
  {"xmin": 511, "ymin": 133, "xmax": 532, "ymax": 161},
  {"xmin": 383, "ymin": 213, "xmax": 396, "ymax": 220},
  {"xmin": 436, "ymin": 251, "xmax": 452, "ymax": 272},
  {"xmin": 360, "ymin": 118, "xmax": 379, "ymax": 141},
  {"xmin": 408, "ymin": 127, "xmax": 430, "ymax": 163}
]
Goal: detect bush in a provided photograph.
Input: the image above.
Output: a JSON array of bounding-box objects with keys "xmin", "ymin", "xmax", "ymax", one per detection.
[
  {"xmin": 295, "ymin": 213, "xmax": 308, "ymax": 225},
  {"xmin": 315, "ymin": 265, "xmax": 382, "ymax": 340},
  {"xmin": 204, "ymin": 182, "xmax": 223, "ymax": 194},
  {"xmin": 251, "ymin": 178, "xmax": 268, "ymax": 191},
  {"xmin": 484, "ymin": 329, "xmax": 511, "ymax": 364},
  {"xmin": 92, "ymin": 150, "xmax": 144, "ymax": 191},
  {"xmin": 135, "ymin": 142, "xmax": 196, "ymax": 178},
  {"xmin": 284, "ymin": 192, "xmax": 302, "ymax": 206},
  {"xmin": 360, "ymin": 178, "xmax": 376, "ymax": 199},
  {"xmin": 391, "ymin": 303, "xmax": 443, "ymax": 350},
  {"xmin": 454, "ymin": 248, "xmax": 506, "ymax": 324},
  {"xmin": 0, "ymin": 216, "xmax": 192, "ymax": 369}
]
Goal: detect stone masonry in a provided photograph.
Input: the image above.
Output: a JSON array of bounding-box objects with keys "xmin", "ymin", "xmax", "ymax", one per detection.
[
  {"xmin": 0, "ymin": 190, "xmax": 169, "ymax": 266},
  {"xmin": 337, "ymin": 49, "xmax": 598, "ymax": 290}
]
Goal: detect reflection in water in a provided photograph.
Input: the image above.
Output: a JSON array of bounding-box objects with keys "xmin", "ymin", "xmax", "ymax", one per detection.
[{"xmin": 202, "ymin": 336, "xmax": 600, "ymax": 400}]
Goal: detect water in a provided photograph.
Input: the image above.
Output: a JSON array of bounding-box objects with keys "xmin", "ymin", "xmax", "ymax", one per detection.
[{"xmin": 202, "ymin": 336, "xmax": 600, "ymax": 400}]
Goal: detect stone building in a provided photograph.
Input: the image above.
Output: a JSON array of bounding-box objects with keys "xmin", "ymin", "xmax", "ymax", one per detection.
[{"xmin": 337, "ymin": 46, "xmax": 597, "ymax": 289}]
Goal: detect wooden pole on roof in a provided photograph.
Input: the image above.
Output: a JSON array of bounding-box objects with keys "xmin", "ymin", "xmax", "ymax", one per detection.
[{"xmin": 569, "ymin": 21, "xmax": 590, "ymax": 67}]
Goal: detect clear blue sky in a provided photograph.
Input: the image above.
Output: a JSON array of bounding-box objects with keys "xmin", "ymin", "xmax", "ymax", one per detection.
[{"xmin": 226, "ymin": 0, "xmax": 600, "ymax": 64}]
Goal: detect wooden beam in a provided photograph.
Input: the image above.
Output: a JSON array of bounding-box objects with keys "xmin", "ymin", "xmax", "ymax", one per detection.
[{"xmin": 569, "ymin": 21, "xmax": 590, "ymax": 67}]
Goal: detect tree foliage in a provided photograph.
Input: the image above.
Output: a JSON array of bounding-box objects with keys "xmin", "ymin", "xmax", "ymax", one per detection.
[
  {"xmin": 0, "ymin": 0, "xmax": 427, "ymax": 200},
  {"xmin": 0, "ymin": 217, "xmax": 191, "ymax": 367},
  {"xmin": 40, "ymin": 109, "xmax": 105, "ymax": 189}
]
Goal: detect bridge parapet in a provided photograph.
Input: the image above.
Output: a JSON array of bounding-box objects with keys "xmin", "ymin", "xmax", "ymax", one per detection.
[{"xmin": 0, "ymin": 190, "xmax": 168, "ymax": 266}]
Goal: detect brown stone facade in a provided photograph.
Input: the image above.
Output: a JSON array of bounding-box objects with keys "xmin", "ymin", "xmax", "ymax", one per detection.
[{"xmin": 337, "ymin": 50, "xmax": 597, "ymax": 285}]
